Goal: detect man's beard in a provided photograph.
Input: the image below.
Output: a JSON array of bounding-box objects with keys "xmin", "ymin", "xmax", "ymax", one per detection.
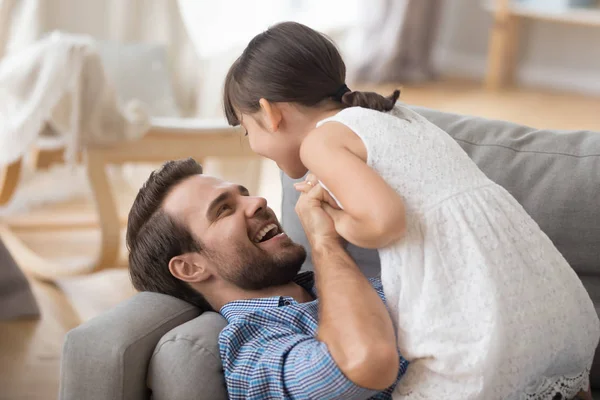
[{"xmin": 215, "ymin": 240, "xmax": 307, "ymax": 291}]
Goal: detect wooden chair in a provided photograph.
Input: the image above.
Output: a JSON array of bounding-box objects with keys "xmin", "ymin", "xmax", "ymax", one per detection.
[{"xmin": 0, "ymin": 159, "xmax": 20, "ymax": 206}]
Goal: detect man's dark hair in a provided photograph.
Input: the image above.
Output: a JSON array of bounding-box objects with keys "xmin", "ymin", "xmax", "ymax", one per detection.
[{"xmin": 126, "ymin": 157, "xmax": 212, "ymax": 310}]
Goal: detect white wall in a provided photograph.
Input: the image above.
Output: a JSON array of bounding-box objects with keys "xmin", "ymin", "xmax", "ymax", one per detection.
[{"xmin": 433, "ymin": 0, "xmax": 600, "ymax": 95}]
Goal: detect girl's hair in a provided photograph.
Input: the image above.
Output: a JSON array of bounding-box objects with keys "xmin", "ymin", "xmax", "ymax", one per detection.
[{"xmin": 223, "ymin": 21, "xmax": 400, "ymax": 125}]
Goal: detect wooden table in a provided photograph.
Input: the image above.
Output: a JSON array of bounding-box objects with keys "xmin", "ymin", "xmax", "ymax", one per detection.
[{"xmin": 485, "ymin": 0, "xmax": 600, "ymax": 90}]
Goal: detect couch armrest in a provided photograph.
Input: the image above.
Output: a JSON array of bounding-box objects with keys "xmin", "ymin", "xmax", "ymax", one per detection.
[{"xmin": 59, "ymin": 292, "xmax": 201, "ymax": 400}]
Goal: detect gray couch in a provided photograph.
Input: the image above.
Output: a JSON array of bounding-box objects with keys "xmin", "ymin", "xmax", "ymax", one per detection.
[{"xmin": 59, "ymin": 107, "xmax": 600, "ymax": 400}]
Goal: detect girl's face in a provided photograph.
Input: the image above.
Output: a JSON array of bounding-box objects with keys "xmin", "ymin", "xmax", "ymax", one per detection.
[{"xmin": 240, "ymin": 105, "xmax": 310, "ymax": 179}]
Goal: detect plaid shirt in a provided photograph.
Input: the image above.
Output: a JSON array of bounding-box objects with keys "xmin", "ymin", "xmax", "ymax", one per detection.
[{"xmin": 219, "ymin": 272, "xmax": 408, "ymax": 400}]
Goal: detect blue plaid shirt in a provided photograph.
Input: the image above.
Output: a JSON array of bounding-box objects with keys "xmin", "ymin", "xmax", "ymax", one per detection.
[{"xmin": 219, "ymin": 272, "xmax": 408, "ymax": 399}]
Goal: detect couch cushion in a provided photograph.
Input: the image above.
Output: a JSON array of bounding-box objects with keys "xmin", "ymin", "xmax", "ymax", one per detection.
[
  {"xmin": 281, "ymin": 106, "xmax": 600, "ymax": 277},
  {"xmin": 148, "ymin": 311, "xmax": 228, "ymax": 400}
]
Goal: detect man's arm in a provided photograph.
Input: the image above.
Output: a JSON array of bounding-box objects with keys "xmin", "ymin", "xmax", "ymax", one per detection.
[
  {"xmin": 220, "ymin": 323, "xmax": 382, "ymax": 400},
  {"xmin": 312, "ymin": 240, "xmax": 399, "ymax": 390},
  {"xmin": 295, "ymin": 183, "xmax": 399, "ymax": 390}
]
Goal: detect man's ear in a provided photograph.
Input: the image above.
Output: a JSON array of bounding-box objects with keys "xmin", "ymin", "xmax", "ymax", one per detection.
[
  {"xmin": 259, "ymin": 98, "xmax": 282, "ymax": 132},
  {"xmin": 168, "ymin": 253, "xmax": 210, "ymax": 283}
]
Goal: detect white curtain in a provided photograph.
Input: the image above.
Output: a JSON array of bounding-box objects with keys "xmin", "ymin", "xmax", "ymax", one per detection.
[
  {"xmin": 0, "ymin": 0, "xmax": 200, "ymax": 116},
  {"xmin": 348, "ymin": 0, "xmax": 442, "ymax": 84},
  {"xmin": 0, "ymin": 0, "xmax": 361, "ymax": 117},
  {"xmin": 177, "ymin": 0, "xmax": 359, "ymax": 116},
  {"xmin": 0, "ymin": 0, "xmax": 41, "ymax": 59}
]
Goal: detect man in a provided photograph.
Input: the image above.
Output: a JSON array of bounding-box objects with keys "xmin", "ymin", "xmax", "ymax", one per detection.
[{"xmin": 126, "ymin": 158, "xmax": 407, "ymax": 399}]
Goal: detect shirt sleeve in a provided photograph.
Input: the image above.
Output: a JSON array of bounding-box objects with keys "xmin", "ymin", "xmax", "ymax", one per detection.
[{"xmin": 219, "ymin": 322, "xmax": 379, "ymax": 400}]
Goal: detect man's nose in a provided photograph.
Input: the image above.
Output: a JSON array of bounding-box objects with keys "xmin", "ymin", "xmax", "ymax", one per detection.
[{"xmin": 244, "ymin": 195, "xmax": 268, "ymax": 217}]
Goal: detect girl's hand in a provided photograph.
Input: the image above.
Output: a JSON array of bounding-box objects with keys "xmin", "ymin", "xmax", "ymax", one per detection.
[
  {"xmin": 293, "ymin": 174, "xmax": 319, "ymax": 193},
  {"xmin": 294, "ymin": 174, "xmax": 342, "ymax": 210}
]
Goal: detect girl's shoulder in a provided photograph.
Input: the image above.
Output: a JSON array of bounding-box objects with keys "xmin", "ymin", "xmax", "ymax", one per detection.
[{"xmin": 318, "ymin": 104, "xmax": 416, "ymax": 128}]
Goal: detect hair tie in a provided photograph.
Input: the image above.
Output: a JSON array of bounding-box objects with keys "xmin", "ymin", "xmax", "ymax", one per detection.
[{"xmin": 332, "ymin": 84, "xmax": 351, "ymax": 102}]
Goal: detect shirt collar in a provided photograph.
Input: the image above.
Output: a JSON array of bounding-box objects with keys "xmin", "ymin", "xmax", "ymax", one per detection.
[{"xmin": 220, "ymin": 271, "xmax": 315, "ymax": 322}]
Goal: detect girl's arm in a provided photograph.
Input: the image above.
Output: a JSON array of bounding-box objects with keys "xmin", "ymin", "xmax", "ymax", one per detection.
[{"xmin": 298, "ymin": 122, "xmax": 406, "ymax": 249}]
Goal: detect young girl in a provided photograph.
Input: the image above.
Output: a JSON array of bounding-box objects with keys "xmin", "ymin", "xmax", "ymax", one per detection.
[{"xmin": 222, "ymin": 21, "xmax": 599, "ymax": 400}]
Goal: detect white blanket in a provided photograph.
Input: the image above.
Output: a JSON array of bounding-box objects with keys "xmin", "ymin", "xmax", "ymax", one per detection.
[{"xmin": 0, "ymin": 31, "xmax": 151, "ymax": 166}]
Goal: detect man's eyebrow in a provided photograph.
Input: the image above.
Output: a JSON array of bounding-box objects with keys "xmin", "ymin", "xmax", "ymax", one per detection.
[
  {"xmin": 237, "ymin": 185, "xmax": 249, "ymax": 195},
  {"xmin": 206, "ymin": 185, "xmax": 250, "ymax": 220}
]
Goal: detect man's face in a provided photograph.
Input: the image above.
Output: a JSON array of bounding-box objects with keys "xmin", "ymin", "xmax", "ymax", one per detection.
[{"xmin": 162, "ymin": 175, "xmax": 306, "ymax": 290}]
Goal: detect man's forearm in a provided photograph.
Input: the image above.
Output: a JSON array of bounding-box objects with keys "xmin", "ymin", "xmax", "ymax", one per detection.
[{"xmin": 311, "ymin": 239, "xmax": 399, "ymax": 390}]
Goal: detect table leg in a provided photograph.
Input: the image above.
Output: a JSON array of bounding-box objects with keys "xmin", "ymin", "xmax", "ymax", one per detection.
[
  {"xmin": 86, "ymin": 149, "xmax": 121, "ymax": 271},
  {"xmin": 486, "ymin": 0, "xmax": 521, "ymax": 90}
]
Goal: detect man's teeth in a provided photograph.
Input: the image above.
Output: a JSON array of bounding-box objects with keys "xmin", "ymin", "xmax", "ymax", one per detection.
[{"xmin": 254, "ymin": 223, "xmax": 278, "ymax": 243}]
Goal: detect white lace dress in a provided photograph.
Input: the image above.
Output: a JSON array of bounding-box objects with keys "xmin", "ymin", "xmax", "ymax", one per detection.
[{"xmin": 316, "ymin": 106, "xmax": 600, "ymax": 400}]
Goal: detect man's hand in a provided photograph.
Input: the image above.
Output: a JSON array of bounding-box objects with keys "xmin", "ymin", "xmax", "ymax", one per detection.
[{"xmin": 294, "ymin": 181, "xmax": 340, "ymax": 247}]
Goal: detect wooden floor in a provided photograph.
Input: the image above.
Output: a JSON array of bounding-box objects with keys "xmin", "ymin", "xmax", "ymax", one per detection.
[
  {"xmin": 1, "ymin": 80, "xmax": 599, "ymax": 400},
  {"xmin": 395, "ymin": 79, "xmax": 600, "ymax": 131},
  {"xmin": 0, "ymin": 280, "xmax": 80, "ymax": 400}
]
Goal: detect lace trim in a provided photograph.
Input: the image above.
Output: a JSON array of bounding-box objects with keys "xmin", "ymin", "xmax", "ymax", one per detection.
[
  {"xmin": 393, "ymin": 369, "xmax": 590, "ymax": 399},
  {"xmin": 521, "ymin": 369, "xmax": 590, "ymax": 400}
]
